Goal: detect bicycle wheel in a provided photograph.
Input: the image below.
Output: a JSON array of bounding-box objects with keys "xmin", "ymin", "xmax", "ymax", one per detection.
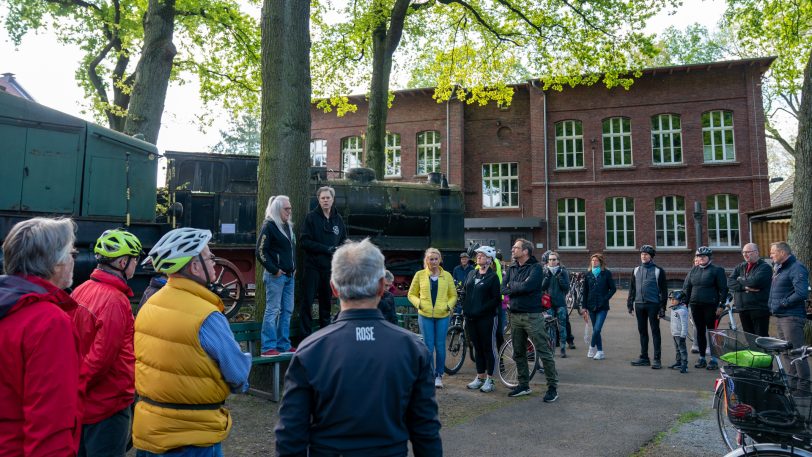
[
  {"xmin": 444, "ymin": 326, "xmax": 466, "ymax": 375},
  {"xmin": 715, "ymin": 386, "xmax": 756, "ymax": 451},
  {"xmin": 497, "ymin": 338, "xmax": 538, "ymax": 388},
  {"xmin": 212, "ymin": 258, "xmax": 245, "ymax": 319},
  {"xmin": 688, "ymin": 315, "xmax": 696, "ymax": 343},
  {"xmin": 723, "ymin": 443, "xmax": 812, "ymax": 457}
]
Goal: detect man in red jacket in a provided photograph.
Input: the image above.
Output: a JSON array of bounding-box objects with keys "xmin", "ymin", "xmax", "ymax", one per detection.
[
  {"xmin": 71, "ymin": 228, "xmax": 143, "ymax": 457},
  {"xmin": 0, "ymin": 217, "xmax": 82, "ymax": 457}
]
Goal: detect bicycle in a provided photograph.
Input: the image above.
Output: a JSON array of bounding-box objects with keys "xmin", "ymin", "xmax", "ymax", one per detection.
[
  {"xmin": 497, "ymin": 310, "xmax": 557, "ymax": 388},
  {"xmin": 710, "ymin": 328, "xmax": 812, "ymax": 455},
  {"xmin": 444, "ymin": 308, "xmax": 475, "ymax": 375},
  {"xmin": 566, "ymin": 272, "xmax": 584, "ymax": 316}
]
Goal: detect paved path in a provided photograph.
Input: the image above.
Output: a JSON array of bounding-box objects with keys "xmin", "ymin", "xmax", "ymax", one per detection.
[{"xmin": 438, "ymin": 291, "xmax": 728, "ymax": 456}]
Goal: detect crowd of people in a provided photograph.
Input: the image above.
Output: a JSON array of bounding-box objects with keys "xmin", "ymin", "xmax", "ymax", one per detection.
[{"xmin": 1, "ymin": 187, "xmax": 810, "ymax": 456}]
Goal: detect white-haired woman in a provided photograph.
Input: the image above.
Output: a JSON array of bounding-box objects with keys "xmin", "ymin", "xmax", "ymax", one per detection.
[
  {"xmin": 256, "ymin": 195, "xmax": 296, "ymax": 356},
  {"xmin": 461, "ymin": 246, "xmax": 502, "ymax": 393},
  {"xmin": 408, "ymin": 247, "xmax": 457, "ymax": 388},
  {"xmin": 0, "ymin": 217, "xmax": 82, "ymax": 456}
]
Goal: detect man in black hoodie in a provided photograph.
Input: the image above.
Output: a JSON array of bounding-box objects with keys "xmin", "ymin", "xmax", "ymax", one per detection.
[
  {"xmin": 299, "ymin": 186, "xmax": 347, "ymax": 337},
  {"xmin": 627, "ymin": 245, "xmax": 668, "ymax": 369},
  {"xmin": 501, "ymin": 238, "xmax": 558, "ymax": 402}
]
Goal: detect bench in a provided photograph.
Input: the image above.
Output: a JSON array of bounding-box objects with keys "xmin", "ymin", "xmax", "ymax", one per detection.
[
  {"xmin": 394, "ymin": 296, "xmax": 420, "ymax": 333},
  {"xmin": 230, "ymin": 321, "xmax": 292, "ymax": 402}
]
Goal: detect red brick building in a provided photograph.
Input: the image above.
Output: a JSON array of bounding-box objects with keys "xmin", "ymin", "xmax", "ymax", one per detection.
[{"xmin": 311, "ymin": 57, "xmax": 774, "ymax": 278}]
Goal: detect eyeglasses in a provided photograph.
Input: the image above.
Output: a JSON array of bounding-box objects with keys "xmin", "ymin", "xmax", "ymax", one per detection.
[
  {"xmin": 282, "ymin": 207, "xmax": 292, "ymax": 211},
  {"xmin": 742, "ymin": 250, "xmax": 757, "ymax": 254}
]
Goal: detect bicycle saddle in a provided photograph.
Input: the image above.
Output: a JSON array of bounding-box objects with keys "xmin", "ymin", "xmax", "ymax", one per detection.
[{"xmin": 756, "ymin": 336, "xmax": 793, "ymax": 352}]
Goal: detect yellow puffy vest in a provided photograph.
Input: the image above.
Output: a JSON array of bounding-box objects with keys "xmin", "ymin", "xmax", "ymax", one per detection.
[{"xmin": 133, "ymin": 277, "xmax": 232, "ymax": 453}]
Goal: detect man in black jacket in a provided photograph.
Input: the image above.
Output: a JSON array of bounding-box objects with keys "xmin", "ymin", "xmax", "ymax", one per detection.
[
  {"xmin": 627, "ymin": 245, "xmax": 669, "ymax": 369},
  {"xmin": 683, "ymin": 246, "xmax": 728, "ymax": 370},
  {"xmin": 501, "ymin": 238, "xmax": 558, "ymax": 401},
  {"xmin": 275, "ymin": 238, "xmax": 442, "ymax": 457},
  {"xmin": 298, "ymin": 186, "xmax": 347, "ymax": 336},
  {"xmin": 727, "ymin": 243, "xmax": 772, "ymax": 336}
]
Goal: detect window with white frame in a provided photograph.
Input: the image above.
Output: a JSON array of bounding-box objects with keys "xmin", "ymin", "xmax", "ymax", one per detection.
[
  {"xmin": 385, "ymin": 133, "xmax": 401, "ymax": 177},
  {"xmin": 341, "ymin": 136, "xmax": 363, "ymax": 170},
  {"xmin": 605, "ymin": 197, "xmax": 635, "ymax": 248},
  {"xmin": 557, "ymin": 198, "xmax": 586, "ymax": 248},
  {"xmin": 655, "ymin": 195, "xmax": 686, "ymax": 248},
  {"xmin": 602, "ymin": 117, "xmax": 632, "ymax": 167},
  {"xmin": 651, "ymin": 114, "xmax": 682, "ymax": 164},
  {"xmin": 702, "ymin": 110, "xmax": 735, "ymax": 162},
  {"xmin": 482, "ymin": 162, "xmax": 519, "ymax": 208},
  {"xmin": 555, "ymin": 120, "xmax": 584, "ymax": 168},
  {"xmin": 310, "ymin": 139, "xmax": 326, "ymax": 167},
  {"xmin": 707, "ymin": 194, "xmax": 740, "ymax": 247},
  {"xmin": 416, "ymin": 130, "xmax": 441, "ymax": 175}
]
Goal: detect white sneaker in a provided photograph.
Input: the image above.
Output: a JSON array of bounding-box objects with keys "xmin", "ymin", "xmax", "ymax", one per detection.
[
  {"xmin": 434, "ymin": 376, "xmax": 444, "ymax": 388},
  {"xmin": 706, "ymin": 348, "xmax": 712, "ymax": 357},
  {"xmin": 587, "ymin": 346, "xmax": 597, "ymax": 358},
  {"xmin": 480, "ymin": 378, "xmax": 495, "ymax": 393},
  {"xmin": 593, "ymin": 351, "xmax": 605, "ymax": 360},
  {"xmin": 467, "ymin": 377, "xmax": 485, "ymax": 390}
]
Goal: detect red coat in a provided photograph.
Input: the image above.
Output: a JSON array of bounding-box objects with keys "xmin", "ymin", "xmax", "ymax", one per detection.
[
  {"xmin": 71, "ymin": 269, "xmax": 136, "ymax": 424},
  {"xmin": 0, "ymin": 274, "xmax": 82, "ymax": 457}
]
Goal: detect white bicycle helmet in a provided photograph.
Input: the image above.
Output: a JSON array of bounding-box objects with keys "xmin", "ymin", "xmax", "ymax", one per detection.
[
  {"xmin": 147, "ymin": 228, "xmax": 212, "ymax": 274},
  {"xmin": 474, "ymin": 245, "xmax": 496, "ymax": 259}
]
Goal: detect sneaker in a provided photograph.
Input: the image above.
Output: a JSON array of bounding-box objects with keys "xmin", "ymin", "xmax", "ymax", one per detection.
[
  {"xmin": 668, "ymin": 361, "xmax": 682, "ymax": 370},
  {"xmin": 706, "ymin": 348, "xmax": 712, "ymax": 357},
  {"xmin": 631, "ymin": 358, "xmax": 651, "ymax": 366},
  {"xmin": 260, "ymin": 349, "xmax": 281, "ymax": 358},
  {"xmin": 543, "ymin": 387, "xmax": 559, "ymax": 403},
  {"xmin": 680, "ymin": 365, "xmax": 688, "ymax": 374},
  {"xmin": 593, "ymin": 351, "xmax": 605, "ymax": 360},
  {"xmin": 480, "ymin": 378, "xmax": 495, "ymax": 393},
  {"xmin": 508, "ymin": 385, "xmax": 532, "ymax": 397},
  {"xmin": 695, "ymin": 359, "xmax": 707, "ymax": 369},
  {"xmin": 568, "ymin": 343, "xmax": 577, "ymax": 350},
  {"xmin": 587, "ymin": 346, "xmax": 597, "ymax": 358},
  {"xmin": 467, "ymin": 377, "xmax": 485, "ymax": 390},
  {"xmin": 434, "ymin": 376, "xmax": 444, "ymax": 388},
  {"xmin": 537, "ymin": 366, "xmax": 545, "ymax": 375},
  {"xmin": 280, "ymin": 347, "xmax": 296, "ymax": 354},
  {"xmin": 691, "ymin": 345, "xmax": 700, "ymax": 354},
  {"xmin": 560, "ymin": 348, "xmax": 567, "ymax": 358},
  {"xmin": 651, "ymin": 359, "xmax": 662, "ymax": 369},
  {"xmin": 707, "ymin": 361, "xmax": 719, "ymax": 370}
]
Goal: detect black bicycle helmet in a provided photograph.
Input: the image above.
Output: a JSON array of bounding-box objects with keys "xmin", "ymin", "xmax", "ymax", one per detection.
[
  {"xmin": 695, "ymin": 246, "xmax": 713, "ymax": 257},
  {"xmin": 640, "ymin": 245, "xmax": 656, "ymax": 257},
  {"xmin": 668, "ymin": 290, "xmax": 686, "ymax": 302},
  {"xmin": 541, "ymin": 250, "xmax": 553, "ymax": 264}
]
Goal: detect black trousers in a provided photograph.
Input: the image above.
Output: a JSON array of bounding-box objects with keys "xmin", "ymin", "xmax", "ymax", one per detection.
[
  {"xmin": 635, "ymin": 302, "xmax": 662, "ymax": 361},
  {"xmin": 466, "ymin": 315, "xmax": 498, "ymax": 376},
  {"xmin": 740, "ymin": 309, "xmax": 770, "ymax": 337},
  {"xmin": 691, "ymin": 304, "xmax": 718, "ymax": 357},
  {"xmin": 299, "ymin": 267, "xmax": 333, "ymax": 337}
]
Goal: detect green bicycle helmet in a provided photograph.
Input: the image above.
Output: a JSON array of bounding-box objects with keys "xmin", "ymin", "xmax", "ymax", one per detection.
[
  {"xmin": 94, "ymin": 229, "xmax": 143, "ymax": 259},
  {"xmin": 147, "ymin": 228, "xmax": 212, "ymax": 274}
]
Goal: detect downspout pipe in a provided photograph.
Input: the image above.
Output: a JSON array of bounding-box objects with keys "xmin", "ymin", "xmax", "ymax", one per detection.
[
  {"xmin": 542, "ymin": 86, "xmax": 550, "ymax": 250},
  {"xmin": 446, "ymin": 96, "xmax": 451, "ymax": 181}
]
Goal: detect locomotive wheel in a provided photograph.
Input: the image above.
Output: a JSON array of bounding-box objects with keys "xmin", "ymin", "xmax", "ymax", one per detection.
[{"xmin": 212, "ymin": 258, "xmax": 246, "ymax": 319}]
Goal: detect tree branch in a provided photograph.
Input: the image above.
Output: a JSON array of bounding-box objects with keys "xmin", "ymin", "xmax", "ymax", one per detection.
[
  {"xmin": 185, "ymin": 62, "xmax": 260, "ymax": 93},
  {"xmin": 559, "ymin": 0, "xmax": 611, "ymax": 36},
  {"xmin": 42, "ymin": 0, "xmax": 102, "ymax": 13},
  {"xmin": 765, "ymin": 122, "xmax": 797, "ymax": 158},
  {"xmin": 442, "ymin": 0, "xmax": 521, "ymax": 46}
]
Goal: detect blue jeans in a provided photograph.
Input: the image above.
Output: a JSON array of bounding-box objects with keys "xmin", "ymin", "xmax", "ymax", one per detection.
[
  {"xmin": 261, "ymin": 271, "xmax": 294, "ymax": 352},
  {"xmin": 553, "ymin": 306, "xmax": 568, "ymax": 348},
  {"xmin": 588, "ymin": 309, "xmax": 608, "ymax": 351},
  {"xmin": 418, "ymin": 315, "xmax": 450, "ymax": 377},
  {"xmin": 136, "ymin": 444, "xmax": 222, "ymax": 457}
]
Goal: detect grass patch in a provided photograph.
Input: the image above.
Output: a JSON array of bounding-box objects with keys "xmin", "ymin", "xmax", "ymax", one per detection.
[{"xmin": 631, "ymin": 408, "xmax": 710, "ymax": 457}]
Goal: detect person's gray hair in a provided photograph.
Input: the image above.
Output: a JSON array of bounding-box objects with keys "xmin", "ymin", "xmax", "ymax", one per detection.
[
  {"xmin": 771, "ymin": 241, "xmax": 792, "ymax": 255},
  {"xmin": 264, "ymin": 195, "xmax": 293, "ymax": 234},
  {"xmin": 331, "ymin": 238, "xmax": 386, "ymax": 301},
  {"xmin": 2, "ymin": 217, "xmax": 76, "ymax": 278},
  {"xmin": 384, "ymin": 270, "xmax": 394, "ymax": 282},
  {"xmin": 316, "ymin": 186, "xmax": 335, "ymax": 199}
]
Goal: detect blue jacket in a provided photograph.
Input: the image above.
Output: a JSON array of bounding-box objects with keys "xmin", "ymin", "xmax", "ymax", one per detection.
[
  {"xmin": 768, "ymin": 255, "xmax": 810, "ymax": 318},
  {"xmin": 275, "ymin": 308, "xmax": 442, "ymax": 457},
  {"xmin": 582, "ymin": 269, "xmax": 617, "ymax": 312}
]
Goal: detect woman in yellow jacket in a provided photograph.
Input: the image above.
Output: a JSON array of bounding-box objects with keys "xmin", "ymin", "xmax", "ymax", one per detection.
[{"xmin": 408, "ymin": 247, "xmax": 458, "ymax": 388}]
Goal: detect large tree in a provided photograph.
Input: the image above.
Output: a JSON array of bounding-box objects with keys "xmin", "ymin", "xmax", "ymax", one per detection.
[
  {"xmin": 312, "ymin": 0, "xmax": 674, "ymax": 180},
  {"xmin": 4, "ymin": 0, "xmax": 260, "ymax": 143},
  {"xmin": 723, "ymin": 0, "xmax": 812, "ymax": 267}
]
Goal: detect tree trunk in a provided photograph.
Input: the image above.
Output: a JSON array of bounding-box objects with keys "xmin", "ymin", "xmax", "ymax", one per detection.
[
  {"xmin": 256, "ymin": 0, "xmax": 311, "ymax": 326},
  {"xmin": 123, "ymin": 0, "xmax": 177, "ymax": 144},
  {"xmin": 789, "ymin": 49, "xmax": 812, "ymax": 269}
]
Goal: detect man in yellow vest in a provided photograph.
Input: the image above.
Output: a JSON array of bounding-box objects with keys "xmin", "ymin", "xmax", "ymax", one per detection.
[{"xmin": 133, "ymin": 228, "xmax": 251, "ymax": 457}]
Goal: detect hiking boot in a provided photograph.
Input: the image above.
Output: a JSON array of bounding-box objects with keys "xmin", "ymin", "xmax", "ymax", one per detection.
[
  {"xmin": 467, "ymin": 377, "xmax": 485, "ymax": 390},
  {"xmin": 480, "ymin": 378, "xmax": 495, "ymax": 393},
  {"xmin": 707, "ymin": 361, "xmax": 719, "ymax": 370},
  {"xmin": 587, "ymin": 346, "xmax": 597, "ymax": 358},
  {"xmin": 695, "ymin": 359, "xmax": 707, "ymax": 369},
  {"xmin": 631, "ymin": 358, "xmax": 651, "ymax": 366},
  {"xmin": 593, "ymin": 351, "xmax": 605, "ymax": 360},
  {"xmin": 568, "ymin": 343, "xmax": 577, "ymax": 350},
  {"xmin": 261, "ymin": 349, "xmax": 281, "ymax": 357},
  {"xmin": 651, "ymin": 359, "xmax": 662, "ymax": 369},
  {"xmin": 508, "ymin": 385, "xmax": 532, "ymax": 397},
  {"xmin": 668, "ymin": 361, "xmax": 682, "ymax": 370},
  {"xmin": 560, "ymin": 348, "xmax": 567, "ymax": 358},
  {"xmin": 543, "ymin": 387, "xmax": 559, "ymax": 403},
  {"xmin": 434, "ymin": 376, "xmax": 444, "ymax": 388}
]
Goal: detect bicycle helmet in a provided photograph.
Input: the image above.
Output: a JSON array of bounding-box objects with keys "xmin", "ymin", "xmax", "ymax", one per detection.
[
  {"xmin": 147, "ymin": 228, "xmax": 212, "ymax": 274},
  {"xmin": 474, "ymin": 245, "xmax": 496, "ymax": 259},
  {"xmin": 668, "ymin": 290, "xmax": 686, "ymax": 302},
  {"xmin": 640, "ymin": 245, "xmax": 656, "ymax": 257},
  {"xmin": 541, "ymin": 250, "xmax": 553, "ymax": 264},
  {"xmin": 94, "ymin": 229, "xmax": 143, "ymax": 259},
  {"xmin": 695, "ymin": 246, "xmax": 713, "ymax": 257}
]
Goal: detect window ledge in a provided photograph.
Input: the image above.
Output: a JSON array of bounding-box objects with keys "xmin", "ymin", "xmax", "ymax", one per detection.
[
  {"xmin": 707, "ymin": 246, "xmax": 742, "ymax": 251},
  {"xmin": 554, "ymin": 167, "xmax": 587, "ymax": 173},
  {"xmin": 649, "ymin": 163, "xmax": 688, "ymax": 169},
  {"xmin": 602, "ymin": 165, "xmax": 636, "ymax": 171},
  {"xmin": 653, "ymin": 247, "xmax": 692, "ymax": 252},
  {"xmin": 702, "ymin": 161, "xmax": 739, "ymax": 166},
  {"xmin": 481, "ymin": 207, "xmax": 521, "ymax": 211},
  {"xmin": 603, "ymin": 248, "xmax": 639, "ymax": 252},
  {"xmin": 556, "ymin": 247, "xmax": 589, "ymax": 252}
]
